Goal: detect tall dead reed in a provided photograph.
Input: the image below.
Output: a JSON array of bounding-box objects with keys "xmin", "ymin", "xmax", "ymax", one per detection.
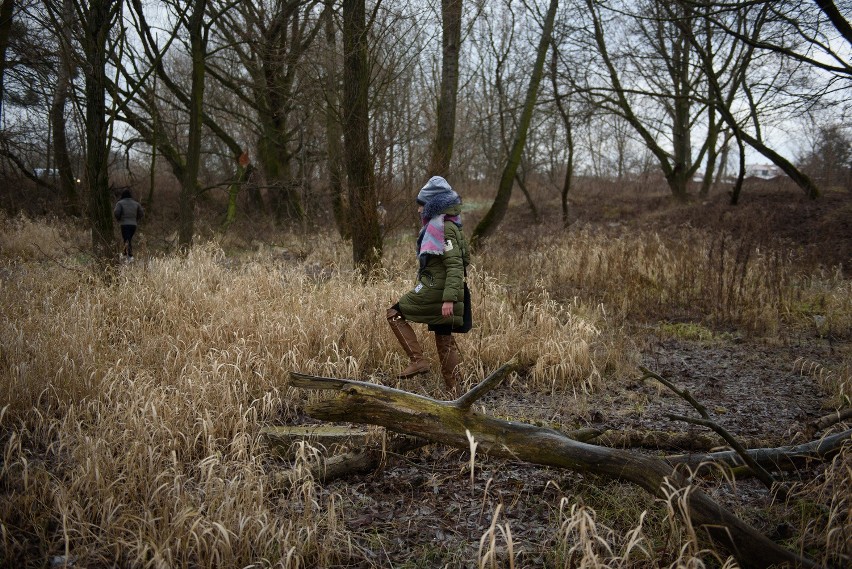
[{"xmin": 483, "ymin": 225, "xmax": 850, "ymax": 337}]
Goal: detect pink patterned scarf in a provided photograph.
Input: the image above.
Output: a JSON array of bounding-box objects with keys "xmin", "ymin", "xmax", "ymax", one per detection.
[{"xmin": 418, "ymin": 213, "xmax": 461, "ymax": 260}]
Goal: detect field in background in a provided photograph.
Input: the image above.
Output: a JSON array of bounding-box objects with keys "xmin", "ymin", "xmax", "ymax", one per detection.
[{"xmin": 1, "ymin": 181, "xmax": 850, "ymax": 568}]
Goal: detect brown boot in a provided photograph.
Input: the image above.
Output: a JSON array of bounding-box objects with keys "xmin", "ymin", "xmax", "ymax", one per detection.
[
  {"xmin": 387, "ymin": 308, "xmax": 431, "ymax": 378},
  {"xmin": 434, "ymin": 333, "xmax": 461, "ymax": 393}
]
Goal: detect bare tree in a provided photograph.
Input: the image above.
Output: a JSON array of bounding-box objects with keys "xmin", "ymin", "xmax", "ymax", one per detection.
[
  {"xmin": 343, "ymin": 0, "xmax": 380, "ymax": 271},
  {"xmin": 0, "ymin": 1, "xmax": 75, "ymax": 195},
  {"xmin": 322, "ymin": 3, "xmax": 348, "ymax": 239},
  {"xmin": 359, "ymin": 2, "xmax": 451, "ymax": 230},
  {"xmin": 549, "ymin": 39, "xmax": 576, "ymax": 226},
  {"xmin": 211, "ymin": 1, "xmax": 325, "ymax": 224},
  {"xmin": 30, "ymin": 0, "xmax": 80, "ymax": 215},
  {"xmin": 176, "ymin": 0, "xmax": 208, "ymax": 249},
  {"xmin": 0, "ymin": 0, "xmax": 13, "ymax": 120},
  {"xmin": 118, "ymin": 0, "xmax": 251, "ymax": 246},
  {"xmin": 48, "ymin": 0, "xmax": 79, "ymax": 216},
  {"xmin": 582, "ymin": 0, "xmax": 712, "ymax": 200},
  {"xmin": 799, "ymin": 122, "xmax": 852, "ymax": 190},
  {"xmin": 472, "ymin": 0, "xmax": 558, "ymax": 247},
  {"xmin": 429, "ymin": 0, "xmax": 463, "ymax": 177},
  {"xmin": 81, "ymin": 0, "xmax": 123, "ymax": 262},
  {"xmin": 668, "ymin": 0, "xmax": 822, "ymax": 200},
  {"xmin": 457, "ymin": 0, "xmax": 520, "ymax": 184}
]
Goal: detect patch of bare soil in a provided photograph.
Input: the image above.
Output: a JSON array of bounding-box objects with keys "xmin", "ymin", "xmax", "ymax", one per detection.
[{"xmin": 618, "ymin": 338, "xmax": 836, "ymax": 441}]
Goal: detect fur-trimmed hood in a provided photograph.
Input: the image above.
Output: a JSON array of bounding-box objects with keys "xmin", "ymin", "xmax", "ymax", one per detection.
[{"xmin": 418, "ymin": 176, "xmax": 461, "ymax": 220}]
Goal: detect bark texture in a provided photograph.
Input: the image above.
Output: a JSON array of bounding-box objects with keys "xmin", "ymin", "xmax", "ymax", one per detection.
[
  {"xmin": 342, "ymin": 0, "xmax": 381, "ymax": 271},
  {"xmin": 429, "ymin": 0, "xmax": 463, "ymax": 177}
]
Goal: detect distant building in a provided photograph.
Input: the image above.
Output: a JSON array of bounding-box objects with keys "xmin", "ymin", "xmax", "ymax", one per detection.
[{"xmin": 745, "ymin": 163, "xmax": 784, "ymax": 179}]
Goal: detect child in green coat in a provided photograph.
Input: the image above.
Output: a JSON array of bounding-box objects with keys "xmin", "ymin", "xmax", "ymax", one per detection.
[{"xmin": 387, "ymin": 176, "xmax": 471, "ymax": 394}]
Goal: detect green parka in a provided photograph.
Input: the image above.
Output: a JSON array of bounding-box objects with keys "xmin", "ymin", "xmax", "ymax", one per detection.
[{"xmin": 398, "ymin": 205, "xmax": 470, "ymax": 328}]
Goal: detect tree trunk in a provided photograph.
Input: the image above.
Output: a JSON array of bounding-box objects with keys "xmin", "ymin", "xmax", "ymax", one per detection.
[
  {"xmin": 289, "ymin": 369, "xmax": 816, "ymax": 569},
  {"xmin": 323, "ymin": 5, "xmax": 349, "ymax": 240},
  {"xmin": 262, "ymin": 426, "xmax": 428, "ymax": 483},
  {"xmin": 666, "ymin": 428, "xmax": 851, "ymax": 473},
  {"xmin": 549, "ymin": 43, "xmax": 574, "ymax": 227},
  {"xmin": 730, "ymin": 132, "xmax": 746, "ymax": 205},
  {"xmin": 342, "ymin": 0, "xmax": 381, "ymax": 272},
  {"xmin": 593, "ymin": 429, "xmax": 772, "ymax": 451},
  {"xmin": 51, "ymin": 0, "xmax": 79, "ymax": 216},
  {"xmin": 713, "ymin": 129, "xmax": 732, "ymax": 189},
  {"xmin": 251, "ymin": 2, "xmax": 312, "ymax": 224},
  {"xmin": 146, "ymin": 72, "xmax": 157, "ymax": 209},
  {"xmin": 83, "ymin": 0, "xmax": 117, "ymax": 264},
  {"xmin": 224, "ymin": 153, "xmax": 251, "ymax": 229},
  {"xmin": 814, "ymin": 0, "xmax": 852, "ymax": 45},
  {"xmin": 809, "ymin": 408, "xmax": 852, "ymax": 435},
  {"xmin": 256, "ymin": 102, "xmax": 302, "ymax": 224},
  {"xmin": 0, "ymin": 0, "xmax": 13, "ymax": 121},
  {"xmin": 179, "ymin": 0, "xmax": 208, "ymax": 251},
  {"xmin": 514, "ymin": 171, "xmax": 539, "ymax": 222},
  {"xmin": 699, "ymin": 11, "xmax": 718, "ymax": 199},
  {"xmin": 472, "ymin": 0, "xmax": 558, "ymax": 247},
  {"xmin": 700, "ymin": 115, "xmax": 719, "ymax": 198},
  {"xmin": 429, "ymin": 0, "xmax": 463, "ymax": 177},
  {"xmin": 670, "ymin": 8, "xmax": 693, "ymax": 202},
  {"xmin": 740, "ymin": 128, "xmax": 820, "ymax": 199}
]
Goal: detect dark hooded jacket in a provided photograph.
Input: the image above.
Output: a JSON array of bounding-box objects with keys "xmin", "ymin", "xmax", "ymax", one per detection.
[
  {"xmin": 114, "ymin": 192, "xmax": 144, "ymax": 226},
  {"xmin": 397, "ymin": 202, "xmax": 470, "ymax": 328}
]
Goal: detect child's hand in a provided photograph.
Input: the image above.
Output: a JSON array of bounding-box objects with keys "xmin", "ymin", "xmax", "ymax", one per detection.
[{"xmin": 441, "ymin": 301, "xmax": 454, "ymax": 317}]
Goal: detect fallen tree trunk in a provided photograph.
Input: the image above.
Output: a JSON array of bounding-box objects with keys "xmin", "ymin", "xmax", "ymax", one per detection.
[
  {"xmin": 667, "ymin": 428, "xmax": 852, "ymax": 473},
  {"xmin": 314, "ymin": 435, "xmax": 427, "ymax": 482},
  {"xmin": 593, "ymin": 429, "xmax": 774, "ymax": 451},
  {"xmin": 809, "ymin": 408, "xmax": 852, "ymax": 437},
  {"xmin": 289, "ymin": 368, "xmax": 817, "ymax": 569},
  {"xmin": 311, "ymin": 428, "xmax": 604, "ymax": 483}
]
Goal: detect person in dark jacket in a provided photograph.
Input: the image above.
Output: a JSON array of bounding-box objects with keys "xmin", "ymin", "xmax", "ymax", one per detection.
[
  {"xmin": 387, "ymin": 176, "xmax": 472, "ymax": 394},
  {"xmin": 113, "ymin": 189, "xmax": 144, "ymax": 261}
]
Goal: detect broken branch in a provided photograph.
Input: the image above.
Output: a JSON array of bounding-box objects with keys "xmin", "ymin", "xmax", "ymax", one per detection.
[
  {"xmin": 667, "ymin": 428, "xmax": 852, "ymax": 473},
  {"xmin": 666, "ymin": 413, "xmax": 784, "ymax": 495},
  {"xmin": 644, "ymin": 366, "xmax": 780, "ymax": 495}
]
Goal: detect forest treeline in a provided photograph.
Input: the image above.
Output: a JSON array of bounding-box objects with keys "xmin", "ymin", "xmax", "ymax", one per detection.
[{"xmin": 0, "ymin": 0, "xmax": 849, "ymax": 266}]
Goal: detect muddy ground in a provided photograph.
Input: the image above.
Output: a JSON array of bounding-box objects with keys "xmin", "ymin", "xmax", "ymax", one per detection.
[{"xmin": 309, "ymin": 182, "xmax": 851, "ymax": 567}]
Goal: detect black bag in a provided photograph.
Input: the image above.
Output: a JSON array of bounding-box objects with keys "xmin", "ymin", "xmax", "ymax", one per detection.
[{"xmin": 453, "ymin": 282, "xmax": 473, "ymax": 333}]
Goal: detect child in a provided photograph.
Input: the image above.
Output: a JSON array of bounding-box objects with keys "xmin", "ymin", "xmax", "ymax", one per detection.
[{"xmin": 387, "ymin": 176, "xmax": 472, "ymax": 394}]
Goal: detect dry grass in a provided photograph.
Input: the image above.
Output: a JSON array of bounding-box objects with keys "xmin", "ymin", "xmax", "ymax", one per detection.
[
  {"xmin": 482, "ymin": 225, "xmax": 852, "ymax": 339},
  {"xmin": 0, "ymin": 212, "xmax": 88, "ymax": 261},
  {"xmin": 786, "ymin": 444, "xmax": 852, "ymax": 567},
  {"xmin": 1, "ymin": 214, "xmax": 849, "ymax": 568}
]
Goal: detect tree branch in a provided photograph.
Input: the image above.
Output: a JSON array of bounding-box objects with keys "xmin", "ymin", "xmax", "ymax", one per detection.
[
  {"xmin": 642, "ymin": 366, "xmax": 782, "ymax": 495},
  {"xmin": 666, "ymin": 428, "xmax": 852, "ymax": 473}
]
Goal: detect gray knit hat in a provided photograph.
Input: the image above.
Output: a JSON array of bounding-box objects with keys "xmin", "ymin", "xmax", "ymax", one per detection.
[{"xmin": 416, "ymin": 176, "xmax": 454, "ymax": 205}]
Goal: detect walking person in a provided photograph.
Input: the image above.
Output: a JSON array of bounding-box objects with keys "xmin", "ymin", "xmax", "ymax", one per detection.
[
  {"xmin": 114, "ymin": 189, "xmax": 144, "ymax": 262},
  {"xmin": 387, "ymin": 176, "xmax": 472, "ymax": 395}
]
